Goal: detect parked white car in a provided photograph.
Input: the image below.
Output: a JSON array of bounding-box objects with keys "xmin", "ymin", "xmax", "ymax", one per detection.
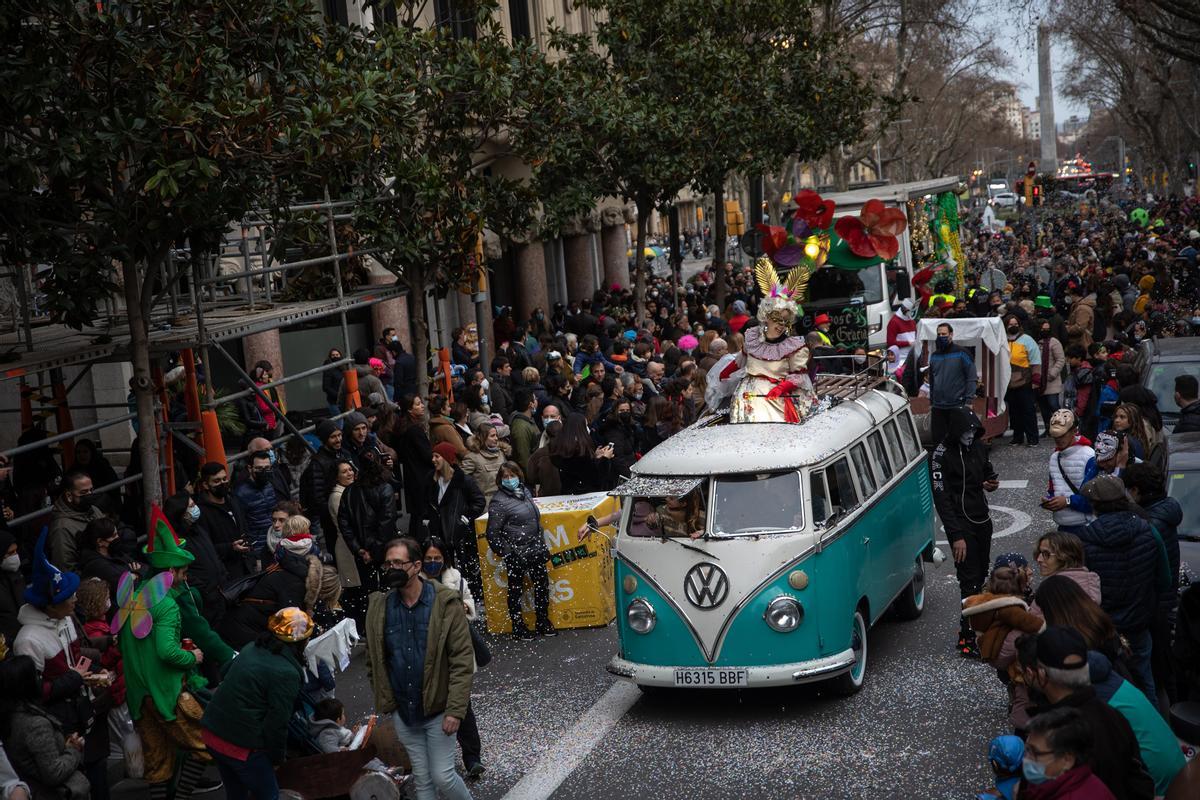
[{"xmin": 991, "ymin": 192, "xmax": 1018, "ymax": 208}]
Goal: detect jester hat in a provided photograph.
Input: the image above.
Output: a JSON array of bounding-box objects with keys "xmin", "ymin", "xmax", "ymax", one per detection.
[
  {"xmin": 143, "ymin": 505, "xmax": 194, "ymax": 569},
  {"xmin": 24, "ymin": 527, "xmax": 80, "ymax": 607}
]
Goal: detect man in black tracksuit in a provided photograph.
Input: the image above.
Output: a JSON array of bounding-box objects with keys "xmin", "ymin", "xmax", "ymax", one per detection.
[{"xmin": 930, "ymin": 407, "xmax": 999, "ymax": 658}]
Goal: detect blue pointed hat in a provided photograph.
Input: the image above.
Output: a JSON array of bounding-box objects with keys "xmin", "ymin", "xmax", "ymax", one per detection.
[{"xmin": 24, "ymin": 527, "xmax": 81, "ymax": 607}]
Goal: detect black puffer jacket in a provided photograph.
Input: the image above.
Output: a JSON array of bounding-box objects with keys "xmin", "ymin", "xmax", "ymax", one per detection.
[
  {"xmin": 1175, "ymin": 400, "xmax": 1200, "ymax": 434},
  {"xmin": 1079, "ymin": 510, "xmax": 1170, "ymax": 634},
  {"xmin": 299, "ymin": 444, "xmax": 348, "ymax": 545},
  {"xmin": 484, "ymin": 484, "xmax": 546, "ymax": 559},
  {"xmin": 335, "ymin": 481, "xmax": 397, "ymax": 560},
  {"xmin": 183, "ymin": 522, "xmax": 230, "ymax": 626},
  {"xmin": 423, "ymin": 467, "xmax": 486, "ymax": 551},
  {"xmin": 218, "ymin": 549, "xmax": 310, "ymax": 650}
]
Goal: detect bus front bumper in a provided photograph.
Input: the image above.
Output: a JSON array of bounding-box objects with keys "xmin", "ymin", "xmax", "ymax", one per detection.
[{"xmin": 606, "ymin": 649, "xmax": 856, "ymax": 688}]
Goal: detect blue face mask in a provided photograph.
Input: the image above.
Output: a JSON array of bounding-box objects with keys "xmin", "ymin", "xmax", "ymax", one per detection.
[
  {"xmin": 267, "ymin": 450, "xmax": 277, "ymax": 466},
  {"xmin": 502, "ymin": 477, "xmax": 520, "ymax": 493},
  {"xmin": 422, "ymin": 561, "xmax": 444, "ymax": 577},
  {"xmin": 1022, "ymin": 758, "xmax": 1051, "ymax": 785},
  {"xmin": 936, "ymin": 335, "xmax": 950, "ymax": 351},
  {"xmin": 187, "ymin": 504, "xmax": 201, "ymax": 522}
]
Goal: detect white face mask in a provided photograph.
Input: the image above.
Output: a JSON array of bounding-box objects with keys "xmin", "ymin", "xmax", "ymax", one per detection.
[{"xmin": 1, "ymin": 554, "xmax": 19, "ymax": 572}]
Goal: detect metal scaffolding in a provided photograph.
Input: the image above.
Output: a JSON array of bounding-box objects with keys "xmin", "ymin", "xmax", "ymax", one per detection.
[{"xmin": 0, "ymin": 194, "xmax": 406, "ymax": 526}]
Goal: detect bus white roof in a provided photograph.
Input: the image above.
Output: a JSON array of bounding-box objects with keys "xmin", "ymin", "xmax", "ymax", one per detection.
[
  {"xmin": 821, "ymin": 177, "xmax": 961, "ymax": 211},
  {"xmin": 631, "ymin": 389, "xmax": 908, "ymax": 476}
]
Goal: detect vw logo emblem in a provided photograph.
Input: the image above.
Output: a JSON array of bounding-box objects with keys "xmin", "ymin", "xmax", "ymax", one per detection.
[{"xmin": 683, "ymin": 562, "xmax": 729, "ymax": 609}]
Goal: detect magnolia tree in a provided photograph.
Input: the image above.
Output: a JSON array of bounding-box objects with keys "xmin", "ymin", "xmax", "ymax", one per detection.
[{"xmin": 0, "ymin": 0, "xmax": 395, "ymax": 519}]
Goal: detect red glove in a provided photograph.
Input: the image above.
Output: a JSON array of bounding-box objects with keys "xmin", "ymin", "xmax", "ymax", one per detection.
[
  {"xmin": 766, "ymin": 381, "xmax": 796, "ymax": 399},
  {"xmin": 719, "ymin": 359, "xmax": 740, "ymax": 380}
]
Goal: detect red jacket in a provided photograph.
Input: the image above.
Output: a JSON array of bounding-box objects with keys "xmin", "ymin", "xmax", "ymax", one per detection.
[
  {"xmin": 886, "ymin": 314, "xmax": 916, "ymax": 349},
  {"xmin": 1020, "ymin": 765, "xmax": 1116, "ymax": 800}
]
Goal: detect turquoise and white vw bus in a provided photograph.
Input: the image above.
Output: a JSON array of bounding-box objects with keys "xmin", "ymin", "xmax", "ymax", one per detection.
[{"xmin": 607, "ymin": 381, "xmax": 933, "ymax": 693}]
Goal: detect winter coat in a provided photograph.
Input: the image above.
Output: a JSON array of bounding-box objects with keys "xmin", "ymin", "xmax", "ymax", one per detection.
[
  {"xmin": 1078, "ymin": 511, "xmax": 1171, "ymax": 634},
  {"xmin": 432, "ymin": 565, "xmax": 476, "ymax": 622},
  {"xmin": 961, "ymin": 593, "xmax": 1045, "ymax": 662},
  {"xmin": 1088, "ymin": 651, "xmax": 1186, "ymax": 796},
  {"xmin": 335, "ymin": 481, "xmax": 397, "ymax": 562},
  {"xmin": 928, "ymin": 344, "xmax": 976, "ymax": 409},
  {"xmin": 77, "ymin": 548, "xmax": 132, "ymax": 603},
  {"xmin": 299, "ymin": 444, "xmax": 348, "ymax": 549},
  {"xmin": 392, "ymin": 351, "xmax": 417, "ymax": 399},
  {"xmin": 1038, "ymin": 336, "xmax": 1066, "ymax": 395},
  {"xmin": 201, "ymin": 642, "xmax": 304, "ymax": 764},
  {"xmin": 182, "ymin": 522, "xmax": 229, "ymax": 627},
  {"xmin": 929, "ymin": 437, "xmax": 995, "ymax": 541},
  {"xmin": 364, "ymin": 580, "xmax": 474, "ymax": 721},
  {"xmin": 1175, "ymin": 584, "xmax": 1200, "ymax": 702},
  {"xmin": 390, "ymin": 424, "xmax": 432, "ymax": 512},
  {"xmin": 345, "ymin": 432, "xmax": 397, "ymax": 476},
  {"xmin": 508, "ymin": 414, "xmax": 541, "ymax": 473},
  {"xmin": 488, "ymin": 373, "xmax": 513, "ymax": 420},
  {"xmin": 551, "ymin": 452, "xmax": 610, "ymax": 494},
  {"xmin": 526, "ymin": 446, "xmax": 561, "ymax": 497},
  {"xmin": 47, "ymin": 498, "xmax": 105, "ymax": 574},
  {"xmin": 232, "ymin": 478, "xmax": 276, "ymax": 551},
  {"xmin": 0, "ymin": 567, "xmax": 24, "ymax": 647},
  {"xmin": 461, "ymin": 443, "xmax": 509, "ymax": 506},
  {"xmin": 337, "ymin": 365, "xmax": 385, "ymax": 411},
  {"xmin": 1140, "ymin": 494, "xmax": 1182, "ymax": 609},
  {"xmin": 1175, "ymin": 399, "xmax": 1200, "ymax": 434},
  {"xmin": 4, "ymin": 703, "xmax": 89, "ymax": 800},
  {"xmin": 321, "ymin": 358, "xmax": 342, "ymax": 406},
  {"xmin": 424, "ymin": 467, "xmax": 485, "ymax": 552},
  {"xmin": 599, "ymin": 416, "xmax": 640, "ymax": 480},
  {"xmin": 1066, "ymin": 295, "xmax": 1096, "ymax": 349},
  {"xmin": 429, "ymin": 416, "xmax": 468, "ymax": 458},
  {"xmin": 484, "ymin": 484, "xmax": 547, "ymax": 560},
  {"xmin": 11, "ymin": 605, "xmax": 94, "ymax": 741},
  {"xmin": 1047, "ymin": 441, "xmax": 1097, "ymax": 529},
  {"xmin": 1038, "ymin": 687, "xmax": 1154, "ymax": 800},
  {"xmin": 307, "ymin": 717, "xmax": 354, "ymax": 753},
  {"xmin": 218, "ymin": 550, "xmax": 319, "ymax": 650},
  {"xmin": 194, "ymin": 495, "xmax": 250, "ymax": 579},
  {"xmin": 1018, "ymin": 766, "xmax": 1115, "ymax": 800}
]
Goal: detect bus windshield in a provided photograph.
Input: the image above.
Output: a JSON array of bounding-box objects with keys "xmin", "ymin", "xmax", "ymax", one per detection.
[{"xmin": 710, "ymin": 472, "xmax": 804, "ymax": 537}]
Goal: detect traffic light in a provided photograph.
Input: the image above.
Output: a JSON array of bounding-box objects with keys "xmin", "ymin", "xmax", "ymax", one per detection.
[{"xmin": 724, "ymin": 199, "xmax": 745, "ymax": 236}]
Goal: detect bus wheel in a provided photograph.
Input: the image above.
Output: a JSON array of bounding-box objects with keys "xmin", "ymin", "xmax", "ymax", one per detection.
[
  {"xmin": 832, "ymin": 608, "xmax": 868, "ymax": 696},
  {"xmin": 892, "ymin": 557, "xmax": 926, "ymax": 621}
]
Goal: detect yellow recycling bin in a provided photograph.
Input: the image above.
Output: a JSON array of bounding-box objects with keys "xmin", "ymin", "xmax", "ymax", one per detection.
[{"xmin": 474, "ymin": 491, "xmax": 617, "ymax": 634}]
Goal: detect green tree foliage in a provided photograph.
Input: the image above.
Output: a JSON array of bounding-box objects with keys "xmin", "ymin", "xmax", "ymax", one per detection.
[
  {"xmin": 542, "ymin": 0, "xmax": 874, "ymax": 316},
  {"xmin": 0, "ymin": 0, "xmax": 394, "ymax": 517}
]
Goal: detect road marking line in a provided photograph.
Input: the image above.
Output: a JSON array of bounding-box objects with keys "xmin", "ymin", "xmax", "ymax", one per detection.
[
  {"xmin": 935, "ymin": 504, "xmax": 1032, "ymax": 546},
  {"xmin": 501, "ymin": 681, "xmax": 640, "ymax": 800},
  {"xmin": 997, "ymin": 480, "xmax": 1029, "ymax": 489}
]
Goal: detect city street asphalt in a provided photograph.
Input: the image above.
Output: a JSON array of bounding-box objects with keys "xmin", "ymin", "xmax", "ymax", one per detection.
[{"xmin": 329, "ymin": 435, "xmax": 1052, "ymax": 800}]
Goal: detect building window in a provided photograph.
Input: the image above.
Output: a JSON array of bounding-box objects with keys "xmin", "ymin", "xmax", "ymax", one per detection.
[
  {"xmin": 435, "ymin": 0, "xmax": 477, "ymax": 39},
  {"xmin": 509, "ymin": 0, "xmax": 532, "ymax": 40},
  {"xmin": 324, "ymin": 0, "xmax": 348, "ymax": 25}
]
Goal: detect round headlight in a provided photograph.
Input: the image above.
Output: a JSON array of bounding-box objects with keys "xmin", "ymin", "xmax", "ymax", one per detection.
[
  {"xmin": 764, "ymin": 596, "xmax": 803, "ymax": 633},
  {"xmin": 626, "ymin": 598, "xmax": 656, "ymax": 634}
]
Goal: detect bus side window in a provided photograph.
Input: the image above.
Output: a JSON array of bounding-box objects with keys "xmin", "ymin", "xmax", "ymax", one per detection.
[
  {"xmin": 850, "ymin": 443, "xmax": 877, "ymax": 497},
  {"xmin": 897, "ymin": 411, "xmax": 921, "ymax": 460},
  {"xmin": 883, "ymin": 420, "xmax": 905, "ymax": 469},
  {"xmin": 824, "ymin": 457, "xmax": 859, "ymax": 517},
  {"xmin": 868, "ymin": 431, "xmax": 893, "ymax": 481},
  {"xmin": 809, "ymin": 471, "xmax": 830, "ymax": 525}
]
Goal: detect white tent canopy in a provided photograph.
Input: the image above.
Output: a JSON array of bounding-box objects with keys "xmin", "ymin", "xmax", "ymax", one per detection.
[{"xmin": 912, "ymin": 317, "xmax": 1011, "ymax": 417}]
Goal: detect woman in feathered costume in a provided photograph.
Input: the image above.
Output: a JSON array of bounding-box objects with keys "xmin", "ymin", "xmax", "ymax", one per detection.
[{"xmin": 718, "ymin": 258, "xmax": 816, "ymax": 423}]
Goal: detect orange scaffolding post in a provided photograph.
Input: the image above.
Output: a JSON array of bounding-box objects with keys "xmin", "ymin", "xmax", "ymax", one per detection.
[
  {"xmin": 438, "ymin": 348, "xmax": 453, "ymax": 401},
  {"xmin": 51, "ymin": 377, "xmax": 75, "ymax": 467},
  {"xmin": 343, "ymin": 367, "xmax": 360, "ymax": 410},
  {"xmin": 200, "ymin": 410, "xmax": 227, "ymax": 470}
]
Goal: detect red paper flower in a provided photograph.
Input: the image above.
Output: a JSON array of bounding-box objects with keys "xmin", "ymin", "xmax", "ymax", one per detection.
[
  {"xmin": 834, "ymin": 199, "xmax": 908, "ymax": 260},
  {"xmin": 755, "ymin": 224, "xmax": 789, "ymax": 259},
  {"xmin": 793, "ymin": 190, "xmax": 835, "ymax": 230}
]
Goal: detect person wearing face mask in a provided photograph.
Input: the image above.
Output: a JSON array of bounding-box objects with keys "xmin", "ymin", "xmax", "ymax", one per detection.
[
  {"xmin": 485, "ymin": 463, "xmax": 555, "ymax": 639},
  {"xmin": 78, "ymin": 517, "xmax": 138, "ymax": 603},
  {"xmin": 1016, "ymin": 628, "xmax": 1152, "ymax": 800},
  {"xmin": 1036, "ymin": 319, "xmax": 1067, "ymax": 437},
  {"xmin": 1005, "ymin": 314, "xmax": 1043, "ymax": 447},
  {"xmin": 422, "ymin": 537, "xmax": 485, "ymax": 780},
  {"xmin": 930, "ymin": 408, "xmax": 1000, "ymax": 658},
  {"xmin": 928, "ymin": 322, "xmax": 978, "ymax": 445},
  {"xmin": 0, "ymin": 530, "xmax": 24, "ymax": 648},
  {"xmin": 507, "ymin": 388, "xmax": 541, "ymax": 474},
  {"xmin": 526, "ymin": 412, "xmax": 563, "ymax": 498},
  {"xmin": 424, "ymin": 445, "xmax": 486, "ymax": 603},
  {"xmin": 48, "ymin": 470, "xmax": 105, "ymax": 573},
  {"xmin": 193, "ymin": 462, "xmax": 252, "ymax": 580},
  {"xmin": 232, "ymin": 451, "xmax": 276, "ymax": 568},
  {"xmin": 461, "ymin": 423, "xmax": 510, "ymax": 507},
  {"xmin": 365, "ymin": 538, "xmax": 476, "ymax": 800},
  {"xmin": 599, "ymin": 399, "xmax": 640, "ymax": 479},
  {"xmin": 1016, "ymin": 708, "xmax": 1117, "ymax": 799}
]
